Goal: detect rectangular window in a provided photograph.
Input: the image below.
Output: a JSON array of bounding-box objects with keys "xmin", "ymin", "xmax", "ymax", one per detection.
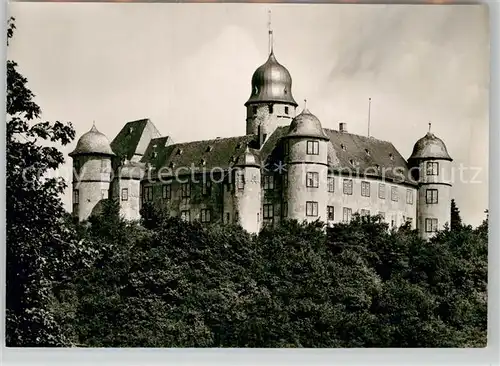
[
  {"xmin": 283, "ymin": 141, "xmax": 289, "ymax": 156},
  {"xmin": 343, "ymin": 207, "xmax": 352, "ymax": 223},
  {"xmin": 282, "ymin": 173, "xmax": 288, "ymax": 188},
  {"xmin": 200, "ymin": 209, "xmax": 211, "ymax": 223},
  {"xmin": 327, "ymin": 206, "xmax": 334, "ymax": 221},
  {"xmin": 181, "ymin": 183, "xmax": 191, "ymax": 198},
  {"xmin": 378, "ymin": 211, "xmax": 385, "ymax": 220},
  {"xmin": 391, "ymin": 186, "xmax": 399, "ymax": 202},
  {"xmin": 328, "ymin": 177, "xmax": 335, "ymax": 192},
  {"xmin": 306, "ymin": 172, "xmax": 319, "ymax": 188},
  {"xmin": 361, "ymin": 209, "xmax": 370, "ymax": 217},
  {"xmin": 426, "ymin": 162, "xmax": 439, "ymax": 176},
  {"xmin": 252, "ymin": 106, "xmax": 257, "ymax": 114},
  {"xmin": 100, "ymin": 159, "xmax": 107, "ymax": 172},
  {"xmin": 406, "ymin": 189, "xmax": 414, "ymax": 204},
  {"xmin": 101, "ymin": 189, "xmax": 108, "ymax": 200},
  {"xmin": 285, "ymin": 106, "xmax": 289, "ymax": 115},
  {"xmin": 282, "ymin": 202, "xmax": 288, "ymax": 218},
  {"xmin": 180, "ymin": 210, "xmax": 190, "ymax": 222},
  {"xmin": 361, "ymin": 181, "xmax": 370, "ymax": 197},
  {"xmin": 426, "ymin": 189, "xmax": 439, "ymax": 204},
  {"xmin": 306, "ymin": 140, "xmax": 319, "ymax": 155},
  {"xmin": 162, "ymin": 184, "xmax": 171, "ymax": 200},
  {"xmin": 73, "ymin": 189, "xmax": 79, "ymax": 204},
  {"xmin": 268, "ymin": 104, "xmax": 274, "ymax": 114},
  {"xmin": 143, "ymin": 186, "xmax": 153, "ymax": 202},
  {"xmin": 142, "ymin": 186, "xmax": 153, "ymax": 202},
  {"xmin": 202, "ymin": 180, "xmax": 212, "ymax": 196},
  {"xmin": 263, "ymin": 175, "xmax": 274, "ymax": 190},
  {"xmin": 121, "ymin": 188, "xmax": 128, "ymax": 201},
  {"xmin": 378, "ymin": 183, "xmax": 386, "ymax": 199},
  {"xmin": 263, "ymin": 204, "xmax": 274, "ymax": 219},
  {"xmin": 226, "ymin": 212, "xmax": 231, "ymax": 223},
  {"xmin": 391, "ymin": 215, "xmax": 397, "ymax": 228},
  {"xmin": 343, "ymin": 179, "xmax": 353, "ymax": 195},
  {"xmin": 236, "ymin": 172, "xmax": 245, "ymax": 190},
  {"xmin": 425, "ymin": 218, "xmax": 438, "ymax": 232},
  {"xmin": 306, "ymin": 201, "xmax": 319, "ymax": 217}
]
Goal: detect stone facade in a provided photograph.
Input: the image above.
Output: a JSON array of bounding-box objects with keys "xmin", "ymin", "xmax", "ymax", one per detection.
[{"xmin": 69, "ymin": 48, "xmax": 452, "ymax": 240}]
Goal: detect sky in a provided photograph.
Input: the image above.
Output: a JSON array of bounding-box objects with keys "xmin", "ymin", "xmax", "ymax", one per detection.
[{"xmin": 8, "ymin": 3, "xmax": 489, "ymax": 226}]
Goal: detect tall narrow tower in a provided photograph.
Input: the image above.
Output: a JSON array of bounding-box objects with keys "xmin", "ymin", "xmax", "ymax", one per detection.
[
  {"xmin": 282, "ymin": 107, "xmax": 329, "ymax": 223},
  {"xmin": 245, "ymin": 14, "xmax": 297, "ymax": 147},
  {"xmin": 233, "ymin": 146, "xmax": 262, "ymax": 233},
  {"xmin": 69, "ymin": 124, "xmax": 115, "ymax": 221},
  {"xmin": 409, "ymin": 125, "xmax": 453, "ymax": 240}
]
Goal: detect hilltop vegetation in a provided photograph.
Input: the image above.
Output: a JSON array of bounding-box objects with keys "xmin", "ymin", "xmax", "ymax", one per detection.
[{"xmin": 6, "ymin": 18, "xmax": 487, "ymax": 348}]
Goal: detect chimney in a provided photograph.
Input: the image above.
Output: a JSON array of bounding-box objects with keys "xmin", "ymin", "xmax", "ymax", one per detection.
[{"xmin": 339, "ymin": 122, "xmax": 347, "ymax": 133}]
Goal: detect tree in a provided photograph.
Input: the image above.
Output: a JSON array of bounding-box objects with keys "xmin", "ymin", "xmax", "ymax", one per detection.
[
  {"xmin": 6, "ymin": 17, "xmax": 86, "ymax": 346},
  {"xmin": 451, "ymin": 198, "xmax": 463, "ymax": 230}
]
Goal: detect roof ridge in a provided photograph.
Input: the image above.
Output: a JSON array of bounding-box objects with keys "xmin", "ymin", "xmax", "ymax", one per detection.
[
  {"xmin": 167, "ymin": 134, "xmax": 251, "ymax": 147},
  {"xmin": 323, "ymin": 128, "xmax": 392, "ymax": 144}
]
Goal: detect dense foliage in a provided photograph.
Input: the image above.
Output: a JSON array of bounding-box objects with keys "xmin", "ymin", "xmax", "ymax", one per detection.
[
  {"xmin": 5, "ymin": 17, "xmax": 91, "ymax": 347},
  {"xmin": 6, "ymin": 19, "xmax": 488, "ymax": 348},
  {"xmin": 50, "ymin": 203, "xmax": 486, "ymax": 348}
]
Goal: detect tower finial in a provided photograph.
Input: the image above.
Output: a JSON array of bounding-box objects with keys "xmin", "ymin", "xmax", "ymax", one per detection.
[
  {"xmin": 367, "ymin": 97, "xmax": 372, "ymax": 137},
  {"xmin": 304, "ymin": 98, "xmax": 307, "ymax": 110},
  {"xmin": 428, "ymin": 121, "xmax": 432, "ymax": 133},
  {"xmin": 268, "ymin": 10, "xmax": 273, "ymax": 55}
]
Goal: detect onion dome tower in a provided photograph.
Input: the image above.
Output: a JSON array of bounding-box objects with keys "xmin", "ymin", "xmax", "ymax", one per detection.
[
  {"xmin": 245, "ymin": 12, "xmax": 298, "ymax": 147},
  {"xmin": 282, "ymin": 105, "xmax": 329, "ymax": 223},
  {"xmin": 408, "ymin": 124, "xmax": 453, "ymax": 240},
  {"xmin": 233, "ymin": 146, "xmax": 262, "ymax": 234},
  {"xmin": 69, "ymin": 123, "xmax": 115, "ymax": 221}
]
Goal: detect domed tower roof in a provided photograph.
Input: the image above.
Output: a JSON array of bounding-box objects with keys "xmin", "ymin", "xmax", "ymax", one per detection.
[
  {"xmin": 285, "ymin": 108, "xmax": 329, "ymax": 140},
  {"xmin": 234, "ymin": 146, "xmax": 261, "ymax": 168},
  {"xmin": 409, "ymin": 131, "xmax": 452, "ymax": 161},
  {"xmin": 245, "ymin": 51, "xmax": 297, "ymax": 107},
  {"xmin": 69, "ymin": 124, "xmax": 115, "ymax": 157}
]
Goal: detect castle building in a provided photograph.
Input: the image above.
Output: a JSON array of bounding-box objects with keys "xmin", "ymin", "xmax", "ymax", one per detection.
[{"xmin": 69, "ymin": 39, "xmax": 453, "ymax": 240}]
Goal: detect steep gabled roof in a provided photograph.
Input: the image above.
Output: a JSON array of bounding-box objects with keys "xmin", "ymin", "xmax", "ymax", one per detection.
[
  {"xmin": 141, "ymin": 135, "xmax": 257, "ymax": 175},
  {"xmin": 110, "ymin": 119, "xmax": 162, "ymax": 161},
  {"xmin": 324, "ymin": 129, "xmax": 413, "ymax": 183}
]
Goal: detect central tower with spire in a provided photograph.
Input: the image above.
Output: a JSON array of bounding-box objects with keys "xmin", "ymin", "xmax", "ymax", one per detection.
[{"xmin": 245, "ymin": 10, "xmax": 298, "ymax": 147}]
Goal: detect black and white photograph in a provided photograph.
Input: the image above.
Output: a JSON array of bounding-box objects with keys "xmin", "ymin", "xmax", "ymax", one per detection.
[{"xmin": 5, "ymin": 2, "xmax": 489, "ymax": 349}]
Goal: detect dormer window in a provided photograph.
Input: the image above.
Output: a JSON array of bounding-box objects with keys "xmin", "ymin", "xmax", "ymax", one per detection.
[
  {"xmin": 152, "ymin": 151, "xmax": 158, "ymax": 158},
  {"xmin": 128, "ymin": 126, "xmax": 134, "ymax": 134},
  {"xmin": 169, "ymin": 162, "xmax": 175, "ymax": 168},
  {"xmin": 349, "ymin": 159, "xmax": 354, "ymax": 166},
  {"xmin": 389, "ymin": 153, "xmax": 394, "ymax": 160},
  {"xmin": 236, "ymin": 143, "xmax": 242, "ymax": 149},
  {"xmin": 365, "ymin": 148, "xmax": 370, "ymax": 156},
  {"xmin": 201, "ymin": 159, "xmax": 206, "ymax": 166},
  {"xmin": 206, "ymin": 146, "xmax": 213, "ymax": 152},
  {"xmin": 341, "ymin": 144, "xmax": 346, "ymax": 151},
  {"xmin": 177, "ymin": 148, "xmax": 183, "ymax": 155}
]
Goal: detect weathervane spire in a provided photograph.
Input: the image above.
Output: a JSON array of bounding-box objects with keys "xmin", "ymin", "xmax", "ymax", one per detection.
[{"xmin": 268, "ymin": 10, "xmax": 273, "ymax": 55}]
